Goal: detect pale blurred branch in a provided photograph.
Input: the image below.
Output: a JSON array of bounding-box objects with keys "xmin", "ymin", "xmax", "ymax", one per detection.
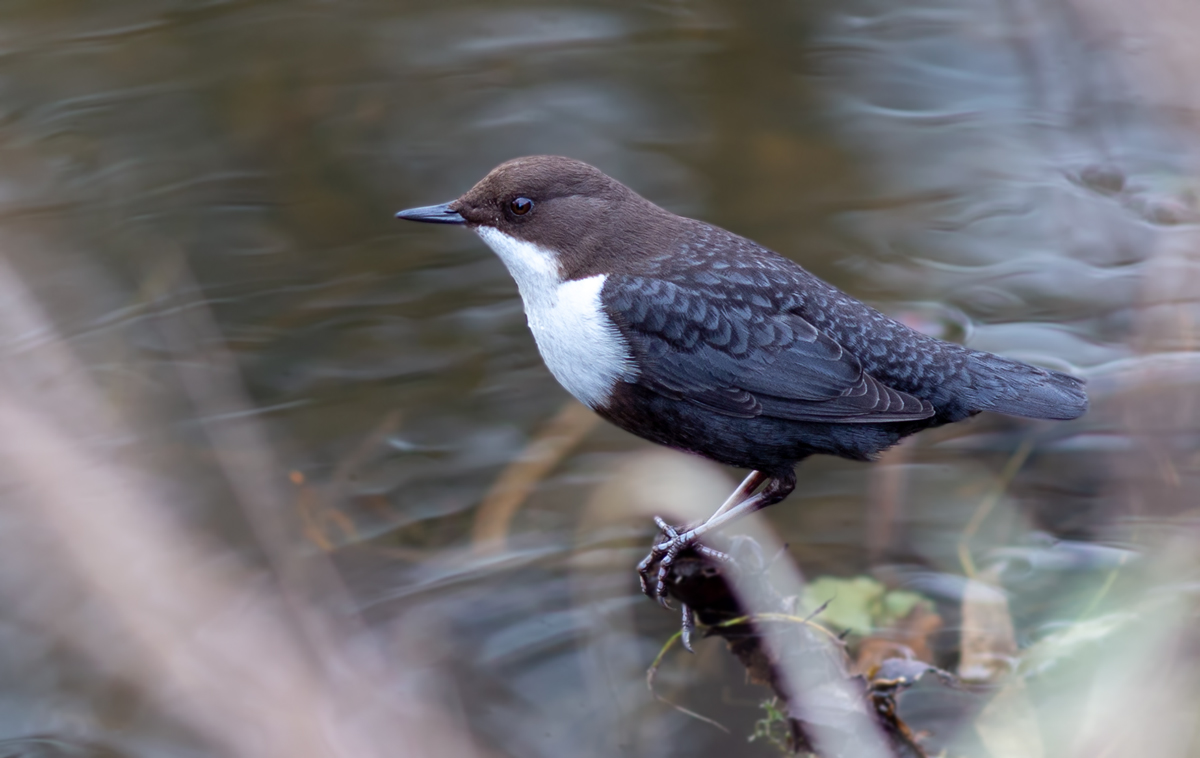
[{"xmin": 0, "ymin": 255, "xmax": 485, "ymax": 758}]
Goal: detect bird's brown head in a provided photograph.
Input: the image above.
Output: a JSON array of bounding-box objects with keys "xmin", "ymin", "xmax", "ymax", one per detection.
[{"xmin": 396, "ymin": 156, "xmax": 673, "ymax": 279}]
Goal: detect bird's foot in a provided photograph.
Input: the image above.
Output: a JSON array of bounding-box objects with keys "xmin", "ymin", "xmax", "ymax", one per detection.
[
  {"xmin": 637, "ymin": 516, "xmax": 731, "ymax": 606},
  {"xmin": 680, "ymin": 602, "xmax": 697, "ymax": 653}
]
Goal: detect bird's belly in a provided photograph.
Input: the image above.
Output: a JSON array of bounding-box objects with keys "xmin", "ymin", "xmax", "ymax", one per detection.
[
  {"xmin": 597, "ymin": 381, "xmax": 919, "ymax": 471},
  {"xmin": 524, "ymin": 275, "xmax": 633, "ymax": 409}
]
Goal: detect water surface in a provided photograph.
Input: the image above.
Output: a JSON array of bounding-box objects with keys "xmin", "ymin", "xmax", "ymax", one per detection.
[{"xmin": 2, "ymin": 1, "xmax": 1198, "ymax": 756}]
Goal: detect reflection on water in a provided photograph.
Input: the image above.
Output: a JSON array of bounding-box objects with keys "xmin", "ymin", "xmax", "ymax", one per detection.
[{"xmin": 1, "ymin": 1, "xmax": 1199, "ymax": 757}]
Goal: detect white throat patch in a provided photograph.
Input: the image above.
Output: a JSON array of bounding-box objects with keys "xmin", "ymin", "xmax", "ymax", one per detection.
[{"xmin": 474, "ymin": 226, "xmax": 635, "ymax": 408}]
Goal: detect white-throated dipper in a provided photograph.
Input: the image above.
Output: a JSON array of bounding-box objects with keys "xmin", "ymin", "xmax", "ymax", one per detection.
[{"xmin": 396, "ymin": 155, "xmax": 1088, "ymax": 603}]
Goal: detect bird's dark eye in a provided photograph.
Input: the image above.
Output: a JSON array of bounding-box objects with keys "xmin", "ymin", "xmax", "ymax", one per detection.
[{"xmin": 509, "ymin": 197, "xmax": 533, "ymax": 216}]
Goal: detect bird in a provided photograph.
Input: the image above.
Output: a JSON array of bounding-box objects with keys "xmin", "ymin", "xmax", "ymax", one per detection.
[{"xmin": 395, "ymin": 155, "xmax": 1088, "ymax": 604}]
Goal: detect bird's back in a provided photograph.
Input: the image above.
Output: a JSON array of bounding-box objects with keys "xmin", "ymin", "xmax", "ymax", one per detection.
[
  {"xmin": 628, "ymin": 219, "xmax": 1087, "ymax": 425},
  {"xmin": 787, "ymin": 269, "xmax": 1086, "ymax": 422}
]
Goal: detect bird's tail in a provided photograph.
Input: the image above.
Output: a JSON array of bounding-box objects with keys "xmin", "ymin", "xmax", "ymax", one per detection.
[{"xmin": 965, "ymin": 351, "xmax": 1088, "ymax": 420}]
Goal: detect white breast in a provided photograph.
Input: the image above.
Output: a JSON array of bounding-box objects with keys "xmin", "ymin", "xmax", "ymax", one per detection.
[{"xmin": 474, "ymin": 226, "xmax": 635, "ymax": 408}]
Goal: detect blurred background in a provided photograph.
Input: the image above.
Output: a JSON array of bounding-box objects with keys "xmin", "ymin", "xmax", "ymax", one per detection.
[{"xmin": 2, "ymin": 0, "xmax": 1199, "ymax": 756}]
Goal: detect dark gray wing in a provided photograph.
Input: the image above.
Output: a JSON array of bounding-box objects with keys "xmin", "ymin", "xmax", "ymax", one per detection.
[{"xmin": 603, "ymin": 276, "xmax": 933, "ymax": 423}]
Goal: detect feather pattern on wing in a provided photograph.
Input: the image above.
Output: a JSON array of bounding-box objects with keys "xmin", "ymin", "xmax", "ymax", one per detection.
[{"xmin": 603, "ymin": 275, "xmax": 934, "ymax": 424}]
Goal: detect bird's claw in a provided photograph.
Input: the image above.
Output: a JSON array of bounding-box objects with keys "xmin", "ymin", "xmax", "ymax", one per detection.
[
  {"xmin": 637, "ymin": 516, "xmax": 733, "ymax": 604},
  {"xmin": 637, "ymin": 517, "xmax": 678, "ymax": 604},
  {"xmin": 680, "ymin": 603, "xmax": 696, "ymax": 652},
  {"xmin": 652, "ymin": 516, "xmax": 681, "ymax": 538},
  {"xmin": 637, "ymin": 517, "xmax": 687, "ymax": 603}
]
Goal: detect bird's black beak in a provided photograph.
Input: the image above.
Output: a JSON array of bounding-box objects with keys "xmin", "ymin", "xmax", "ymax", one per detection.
[{"xmin": 394, "ymin": 202, "xmax": 466, "ymax": 225}]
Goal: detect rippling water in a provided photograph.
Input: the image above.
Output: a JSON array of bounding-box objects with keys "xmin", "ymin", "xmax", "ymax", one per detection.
[{"xmin": 2, "ymin": 1, "xmax": 1199, "ymax": 757}]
